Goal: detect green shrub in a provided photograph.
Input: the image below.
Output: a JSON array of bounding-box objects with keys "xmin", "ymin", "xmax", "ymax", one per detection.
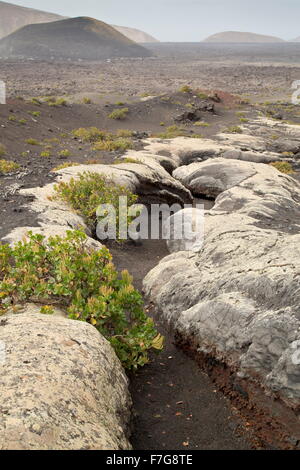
[
  {"xmin": 25, "ymin": 138, "xmax": 41, "ymax": 145},
  {"xmin": 0, "ymin": 231, "xmax": 163, "ymax": 369},
  {"xmin": 93, "ymin": 138, "xmax": 133, "ymax": 152},
  {"xmin": 194, "ymin": 121, "xmax": 210, "ymax": 127},
  {"xmin": 270, "ymin": 161, "xmax": 295, "ymax": 174},
  {"xmin": 157, "ymin": 125, "xmax": 188, "ymax": 139},
  {"xmin": 224, "ymin": 126, "xmax": 243, "ymax": 134},
  {"xmin": 108, "ymin": 108, "xmax": 129, "ymax": 120},
  {"xmin": 40, "ymin": 151, "xmax": 51, "ymax": 157},
  {"xmin": 53, "ymin": 162, "xmax": 80, "ymax": 171},
  {"xmin": 0, "ymin": 159, "xmax": 20, "ymax": 174},
  {"xmin": 179, "ymin": 85, "xmax": 192, "ymax": 93},
  {"xmin": 30, "ymin": 97, "xmax": 42, "ymax": 106},
  {"xmin": 59, "ymin": 149, "xmax": 71, "ymax": 157},
  {"xmin": 29, "ymin": 111, "xmax": 41, "ymax": 117},
  {"xmin": 116, "ymin": 129, "xmax": 133, "ymax": 138},
  {"xmin": 72, "ymin": 128, "xmax": 134, "ymax": 152},
  {"xmin": 54, "ymin": 172, "xmax": 138, "ymax": 238},
  {"xmin": 47, "ymin": 97, "xmax": 68, "ymax": 107},
  {"xmin": 113, "ymin": 157, "xmax": 140, "ymax": 165},
  {"xmin": 8, "ymin": 115, "xmax": 17, "ymax": 122},
  {"xmin": 83, "ymin": 97, "xmax": 92, "ymax": 104},
  {"xmin": 19, "ymin": 119, "xmax": 27, "ymax": 125},
  {"xmin": 72, "ymin": 127, "xmax": 109, "ymax": 143},
  {"xmin": 197, "ymin": 92, "xmax": 209, "ymax": 99}
]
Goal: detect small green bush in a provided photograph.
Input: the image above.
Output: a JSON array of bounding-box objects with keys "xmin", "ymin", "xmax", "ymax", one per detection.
[
  {"xmin": 116, "ymin": 129, "xmax": 133, "ymax": 138},
  {"xmin": 0, "ymin": 231, "xmax": 163, "ymax": 369},
  {"xmin": 83, "ymin": 97, "xmax": 92, "ymax": 104},
  {"xmin": 224, "ymin": 126, "xmax": 243, "ymax": 134},
  {"xmin": 194, "ymin": 121, "xmax": 210, "ymax": 127},
  {"xmin": 30, "ymin": 97, "xmax": 42, "ymax": 106},
  {"xmin": 197, "ymin": 92, "xmax": 209, "ymax": 99},
  {"xmin": 47, "ymin": 97, "xmax": 68, "ymax": 107},
  {"xmin": 40, "ymin": 151, "xmax": 51, "ymax": 157},
  {"xmin": 113, "ymin": 157, "xmax": 140, "ymax": 165},
  {"xmin": 29, "ymin": 111, "xmax": 41, "ymax": 117},
  {"xmin": 72, "ymin": 128, "xmax": 134, "ymax": 152},
  {"xmin": 19, "ymin": 119, "xmax": 27, "ymax": 125},
  {"xmin": 59, "ymin": 149, "xmax": 71, "ymax": 157},
  {"xmin": 72, "ymin": 127, "xmax": 109, "ymax": 143},
  {"xmin": 8, "ymin": 115, "xmax": 17, "ymax": 122},
  {"xmin": 93, "ymin": 138, "xmax": 133, "ymax": 152},
  {"xmin": 0, "ymin": 159, "xmax": 20, "ymax": 174},
  {"xmin": 54, "ymin": 172, "xmax": 138, "ymax": 239},
  {"xmin": 25, "ymin": 138, "xmax": 41, "ymax": 145},
  {"xmin": 108, "ymin": 108, "xmax": 129, "ymax": 120},
  {"xmin": 179, "ymin": 85, "xmax": 192, "ymax": 93},
  {"xmin": 157, "ymin": 125, "xmax": 188, "ymax": 139},
  {"xmin": 52, "ymin": 162, "xmax": 80, "ymax": 171},
  {"xmin": 270, "ymin": 161, "xmax": 295, "ymax": 174}
]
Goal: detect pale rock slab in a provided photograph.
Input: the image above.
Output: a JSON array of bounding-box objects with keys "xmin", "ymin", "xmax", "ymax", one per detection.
[{"xmin": 0, "ymin": 311, "xmax": 132, "ymax": 450}]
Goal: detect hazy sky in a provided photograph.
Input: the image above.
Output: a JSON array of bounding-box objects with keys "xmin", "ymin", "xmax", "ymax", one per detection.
[{"xmin": 8, "ymin": 0, "xmax": 300, "ymax": 41}]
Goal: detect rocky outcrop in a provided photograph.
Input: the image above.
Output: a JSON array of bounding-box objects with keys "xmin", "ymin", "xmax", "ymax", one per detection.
[
  {"xmin": 173, "ymin": 158, "xmax": 258, "ymax": 197},
  {"xmin": 142, "ymin": 136, "xmax": 282, "ymax": 166},
  {"xmin": 144, "ymin": 159, "xmax": 300, "ymax": 430},
  {"xmin": 0, "ymin": 309, "xmax": 132, "ymax": 450}
]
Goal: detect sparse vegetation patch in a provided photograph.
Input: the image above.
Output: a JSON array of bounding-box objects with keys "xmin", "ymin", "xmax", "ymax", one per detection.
[
  {"xmin": 54, "ymin": 172, "xmax": 138, "ymax": 238},
  {"xmin": 270, "ymin": 161, "xmax": 295, "ymax": 174},
  {"xmin": 108, "ymin": 108, "xmax": 129, "ymax": 120},
  {"xmin": 0, "ymin": 231, "xmax": 162, "ymax": 369},
  {"xmin": 0, "ymin": 159, "xmax": 20, "ymax": 174}
]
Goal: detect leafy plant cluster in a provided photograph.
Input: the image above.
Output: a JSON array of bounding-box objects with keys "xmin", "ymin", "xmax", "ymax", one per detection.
[
  {"xmin": 157, "ymin": 125, "xmax": 202, "ymax": 139},
  {"xmin": 0, "ymin": 231, "xmax": 163, "ymax": 369},
  {"xmin": 54, "ymin": 172, "xmax": 138, "ymax": 239},
  {"xmin": 108, "ymin": 108, "xmax": 129, "ymax": 120},
  {"xmin": 72, "ymin": 127, "xmax": 134, "ymax": 152},
  {"xmin": 270, "ymin": 161, "xmax": 295, "ymax": 174},
  {"xmin": 0, "ymin": 159, "xmax": 20, "ymax": 174}
]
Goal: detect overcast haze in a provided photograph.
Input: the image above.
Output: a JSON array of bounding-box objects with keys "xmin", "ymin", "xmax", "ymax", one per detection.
[{"xmin": 7, "ymin": 0, "xmax": 300, "ymax": 42}]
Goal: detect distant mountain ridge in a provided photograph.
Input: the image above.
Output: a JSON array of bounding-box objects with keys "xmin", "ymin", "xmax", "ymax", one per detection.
[
  {"xmin": 203, "ymin": 31, "xmax": 285, "ymax": 43},
  {"xmin": 112, "ymin": 25, "xmax": 158, "ymax": 43},
  {"xmin": 0, "ymin": 16, "xmax": 152, "ymax": 59},
  {"xmin": 0, "ymin": 0, "xmax": 65, "ymax": 39},
  {"xmin": 0, "ymin": 1, "xmax": 159, "ymax": 43}
]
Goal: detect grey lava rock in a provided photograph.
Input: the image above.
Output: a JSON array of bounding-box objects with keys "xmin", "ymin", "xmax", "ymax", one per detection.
[
  {"xmin": 0, "ymin": 310, "xmax": 132, "ymax": 450},
  {"xmin": 144, "ymin": 158, "xmax": 300, "ymax": 410}
]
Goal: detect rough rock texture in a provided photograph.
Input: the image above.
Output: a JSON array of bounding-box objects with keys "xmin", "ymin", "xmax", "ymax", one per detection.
[
  {"xmin": 0, "ymin": 310, "xmax": 132, "ymax": 450},
  {"xmin": 144, "ymin": 158, "xmax": 300, "ymax": 412},
  {"xmin": 143, "ymin": 136, "xmax": 282, "ymax": 166},
  {"xmin": 3, "ymin": 158, "xmax": 191, "ymax": 246},
  {"xmin": 173, "ymin": 158, "xmax": 258, "ymax": 197}
]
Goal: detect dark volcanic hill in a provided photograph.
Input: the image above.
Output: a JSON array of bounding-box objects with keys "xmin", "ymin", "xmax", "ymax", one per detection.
[
  {"xmin": 0, "ymin": 16, "xmax": 152, "ymax": 59},
  {"xmin": 203, "ymin": 31, "xmax": 285, "ymax": 43},
  {"xmin": 0, "ymin": 1, "xmax": 159, "ymax": 43}
]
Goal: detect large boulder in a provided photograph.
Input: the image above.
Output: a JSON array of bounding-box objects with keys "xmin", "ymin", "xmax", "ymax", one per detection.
[
  {"xmin": 173, "ymin": 158, "xmax": 258, "ymax": 197},
  {"xmin": 144, "ymin": 159, "xmax": 300, "ymax": 439},
  {"xmin": 0, "ymin": 309, "xmax": 132, "ymax": 450}
]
